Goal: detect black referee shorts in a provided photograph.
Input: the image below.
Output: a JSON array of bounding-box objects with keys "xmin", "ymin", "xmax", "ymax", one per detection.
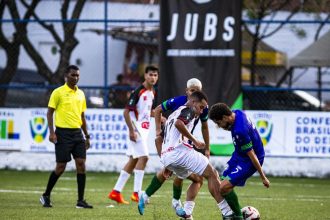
[{"xmin": 55, "ymin": 127, "xmax": 86, "ymax": 163}]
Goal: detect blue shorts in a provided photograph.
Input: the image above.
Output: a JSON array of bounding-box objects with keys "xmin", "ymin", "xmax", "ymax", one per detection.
[{"xmin": 221, "ymin": 157, "xmax": 264, "ymax": 187}]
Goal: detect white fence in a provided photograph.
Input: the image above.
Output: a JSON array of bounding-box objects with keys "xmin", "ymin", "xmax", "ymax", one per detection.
[{"xmin": 0, "ymin": 108, "xmax": 329, "ymax": 177}]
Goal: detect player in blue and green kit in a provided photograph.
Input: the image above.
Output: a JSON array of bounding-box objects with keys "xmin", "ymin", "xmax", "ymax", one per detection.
[{"xmin": 209, "ymin": 103, "xmax": 270, "ymax": 220}]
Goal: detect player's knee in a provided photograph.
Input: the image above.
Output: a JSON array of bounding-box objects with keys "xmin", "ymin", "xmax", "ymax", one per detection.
[
  {"xmin": 55, "ymin": 164, "xmax": 66, "ymax": 175},
  {"xmin": 173, "ymin": 177, "xmax": 183, "ymax": 186}
]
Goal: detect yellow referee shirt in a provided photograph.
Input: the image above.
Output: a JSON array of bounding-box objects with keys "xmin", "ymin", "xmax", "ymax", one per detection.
[{"xmin": 48, "ymin": 83, "xmax": 87, "ymax": 128}]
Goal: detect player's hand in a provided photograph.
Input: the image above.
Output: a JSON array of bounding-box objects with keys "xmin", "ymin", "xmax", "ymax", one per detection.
[
  {"xmin": 49, "ymin": 133, "xmax": 57, "ymax": 144},
  {"xmin": 193, "ymin": 140, "xmax": 205, "ymax": 149},
  {"xmin": 85, "ymin": 138, "xmax": 91, "ymax": 150},
  {"xmin": 262, "ymin": 176, "xmax": 270, "ymax": 188},
  {"xmin": 129, "ymin": 131, "xmax": 138, "ymax": 142}
]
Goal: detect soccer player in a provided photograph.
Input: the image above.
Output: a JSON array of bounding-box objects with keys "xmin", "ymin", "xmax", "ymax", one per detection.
[
  {"xmin": 108, "ymin": 65, "xmax": 159, "ymax": 204},
  {"xmin": 138, "ymin": 78, "xmax": 209, "ymax": 215},
  {"xmin": 142, "ymin": 91, "xmax": 230, "ymax": 219},
  {"xmin": 209, "ymin": 103, "xmax": 270, "ymax": 219},
  {"xmin": 40, "ymin": 65, "xmax": 93, "ymax": 208}
]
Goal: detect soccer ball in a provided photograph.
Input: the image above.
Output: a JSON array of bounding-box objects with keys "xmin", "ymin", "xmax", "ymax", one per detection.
[{"xmin": 241, "ymin": 206, "xmax": 260, "ymax": 220}]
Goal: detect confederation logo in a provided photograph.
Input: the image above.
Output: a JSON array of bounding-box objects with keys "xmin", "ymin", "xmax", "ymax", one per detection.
[
  {"xmin": 256, "ymin": 119, "xmax": 273, "ymax": 146},
  {"xmin": 30, "ymin": 117, "xmax": 48, "ymax": 143}
]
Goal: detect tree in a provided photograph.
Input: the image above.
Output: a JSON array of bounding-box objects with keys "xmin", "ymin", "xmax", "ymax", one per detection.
[
  {"xmin": 0, "ymin": 0, "xmax": 39, "ymax": 106},
  {"xmin": 243, "ymin": 0, "xmax": 301, "ymax": 86},
  {"xmin": 0, "ymin": 0, "xmax": 86, "ymax": 106}
]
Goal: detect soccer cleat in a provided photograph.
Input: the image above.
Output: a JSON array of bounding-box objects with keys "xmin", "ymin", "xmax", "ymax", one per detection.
[
  {"xmin": 76, "ymin": 200, "xmax": 93, "ymax": 208},
  {"xmin": 39, "ymin": 195, "xmax": 52, "ymax": 208},
  {"xmin": 138, "ymin": 192, "xmax": 146, "ymax": 215},
  {"xmin": 222, "ymin": 214, "xmax": 243, "ymax": 220},
  {"xmin": 108, "ymin": 190, "xmax": 129, "ymax": 204},
  {"xmin": 131, "ymin": 192, "xmax": 139, "ymax": 202},
  {"xmin": 176, "ymin": 207, "xmax": 193, "ymax": 220}
]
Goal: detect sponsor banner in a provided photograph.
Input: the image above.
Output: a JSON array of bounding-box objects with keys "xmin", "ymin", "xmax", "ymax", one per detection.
[
  {"xmin": 159, "ymin": 0, "xmax": 242, "ymax": 106},
  {"xmin": 1, "ymin": 109, "xmax": 329, "ymax": 157},
  {"xmin": 208, "ymin": 111, "xmax": 330, "ymax": 157}
]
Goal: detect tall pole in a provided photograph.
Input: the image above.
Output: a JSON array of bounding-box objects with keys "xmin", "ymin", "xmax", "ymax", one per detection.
[{"xmin": 104, "ymin": 0, "xmax": 108, "ymax": 107}]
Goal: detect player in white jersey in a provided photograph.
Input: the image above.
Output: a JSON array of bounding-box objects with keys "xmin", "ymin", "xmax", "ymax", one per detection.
[
  {"xmin": 149, "ymin": 91, "xmax": 231, "ymax": 219},
  {"xmin": 108, "ymin": 65, "xmax": 159, "ymax": 204}
]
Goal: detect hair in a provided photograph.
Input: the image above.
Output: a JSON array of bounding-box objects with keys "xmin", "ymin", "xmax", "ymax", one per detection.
[
  {"xmin": 145, "ymin": 65, "xmax": 159, "ymax": 74},
  {"xmin": 190, "ymin": 90, "xmax": 208, "ymax": 102},
  {"xmin": 116, "ymin": 74, "xmax": 123, "ymax": 82},
  {"xmin": 187, "ymin": 78, "xmax": 202, "ymax": 90},
  {"xmin": 209, "ymin": 103, "xmax": 232, "ymax": 121},
  {"xmin": 65, "ymin": 65, "xmax": 79, "ymax": 75}
]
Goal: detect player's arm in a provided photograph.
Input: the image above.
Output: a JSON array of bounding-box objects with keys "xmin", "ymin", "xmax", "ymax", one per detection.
[
  {"xmin": 201, "ymin": 121, "xmax": 210, "ymax": 158},
  {"xmin": 123, "ymin": 108, "xmax": 137, "ymax": 142},
  {"xmin": 154, "ymin": 104, "xmax": 164, "ymax": 156},
  {"xmin": 47, "ymin": 107, "xmax": 56, "ymax": 144},
  {"xmin": 81, "ymin": 112, "xmax": 90, "ymax": 150},
  {"xmin": 175, "ymin": 119, "xmax": 205, "ymax": 149},
  {"xmin": 247, "ymin": 149, "xmax": 270, "ymax": 188}
]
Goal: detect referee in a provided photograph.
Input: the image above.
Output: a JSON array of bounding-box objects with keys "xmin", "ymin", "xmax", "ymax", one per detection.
[{"xmin": 39, "ymin": 65, "xmax": 93, "ymax": 209}]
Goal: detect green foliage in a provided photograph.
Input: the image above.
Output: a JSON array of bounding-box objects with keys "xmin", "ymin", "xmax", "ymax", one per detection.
[
  {"xmin": 290, "ymin": 25, "xmax": 307, "ymax": 39},
  {"xmin": 0, "ymin": 170, "xmax": 330, "ymax": 220}
]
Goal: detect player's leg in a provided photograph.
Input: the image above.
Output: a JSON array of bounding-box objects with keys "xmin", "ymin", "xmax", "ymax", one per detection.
[
  {"xmin": 138, "ymin": 169, "xmax": 166, "ymax": 215},
  {"xmin": 176, "ymin": 173, "xmax": 203, "ymax": 218},
  {"xmin": 132, "ymin": 155, "xmax": 149, "ymax": 202},
  {"xmin": 172, "ymin": 177, "xmax": 183, "ymax": 211},
  {"xmin": 220, "ymin": 180, "xmax": 242, "ymax": 219},
  {"xmin": 219, "ymin": 159, "xmax": 259, "ymax": 219},
  {"xmin": 109, "ymin": 156, "xmax": 138, "ymax": 204}
]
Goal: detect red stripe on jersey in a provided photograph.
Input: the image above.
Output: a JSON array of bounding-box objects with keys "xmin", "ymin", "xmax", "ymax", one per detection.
[
  {"xmin": 138, "ymin": 88, "xmax": 147, "ymax": 97},
  {"xmin": 183, "ymin": 142, "xmax": 193, "ymax": 149}
]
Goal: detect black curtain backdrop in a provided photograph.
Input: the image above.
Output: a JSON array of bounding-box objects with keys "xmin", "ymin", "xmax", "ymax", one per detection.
[{"xmin": 159, "ymin": 0, "xmax": 242, "ymax": 106}]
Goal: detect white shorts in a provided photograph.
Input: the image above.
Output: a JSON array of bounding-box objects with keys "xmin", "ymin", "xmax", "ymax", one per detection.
[
  {"xmin": 126, "ymin": 128, "xmax": 149, "ymax": 158},
  {"xmin": 160, "ymin": 144, "xmax": 209, "ymax": 179}
]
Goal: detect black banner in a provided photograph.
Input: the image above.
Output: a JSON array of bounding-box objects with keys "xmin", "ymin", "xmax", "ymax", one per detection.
[{"xmin": 159, "ymin": 0, "xmax": 242, "ymax": 107}]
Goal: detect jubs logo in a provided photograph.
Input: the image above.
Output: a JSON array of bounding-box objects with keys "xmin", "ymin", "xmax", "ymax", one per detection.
[
  {"xmin": 30, "ymin": 117, "xmax": 48, "ymax": 143},
  {"xmin": 255, "ymin": 120, "xmax": 273, "ymax": 146}
]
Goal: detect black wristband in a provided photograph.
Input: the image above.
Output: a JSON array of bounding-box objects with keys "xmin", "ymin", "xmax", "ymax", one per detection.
[{"xmin": 85, "ymin": 134, "xmax": 90, "ymax": 139}]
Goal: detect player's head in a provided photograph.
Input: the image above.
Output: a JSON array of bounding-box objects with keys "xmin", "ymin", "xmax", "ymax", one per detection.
[
  {"xmin": 65, "ymin": 65, "xmax": 80, "ymax": 86},
  {"xmin": 189, "ymin": 90, "xmax": 208, "ymax": 116},
  {"xmin": 144, "ymin": 65, "xmax": 159, "ymax": 86},
  {"xmin": 186, "ymin": 78, "xmax": 202, "ymax": 97},
  {"xmin": 209, "ymin": 103, "xmax": 234, "ymax": 131}
]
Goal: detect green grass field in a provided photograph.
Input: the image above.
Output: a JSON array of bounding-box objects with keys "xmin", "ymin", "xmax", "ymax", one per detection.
[{"xmin": 0, "ymin": 170, "xmax": 329, "ymax": 220}]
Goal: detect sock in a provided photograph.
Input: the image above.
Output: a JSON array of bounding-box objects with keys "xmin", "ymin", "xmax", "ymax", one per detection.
[
  {"xmin": 44, "ymin": 171, "xmax": 60, "ymax": 196},
  {"xmin": 113, "ymin": 170, "xmax": 130, "ymax": 192},
  {"xmin": 218, "ymin": 199, "xmax": 234, "ymax": 216},
  {"xmin": 133, "ymin": 169, "xmax": 145, "ymax": 193},
  {"xmin": 77, "ymin": 173, "xmax": 86, "ymax": 201},
  {"xmin": 172, "ymin": 198, "xmax": 182, "ymax": 210},
  {"xmin": 184, "ymin": 201, "xmax": 195, "ymax": 216},
  {"xmin": 223, "ymin": 190, "xmax": 242, "ymax": 216},
  {"xmin": 145, "ymin": 175, "xmax": 163, "ymax": 197},
  {"xmin": 173, "ymin": 184, "xmax": 182, "ymax": 200},
  {"xmin": 142, "ymin": 191, "xmax": 149, "ymax": 202}
]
